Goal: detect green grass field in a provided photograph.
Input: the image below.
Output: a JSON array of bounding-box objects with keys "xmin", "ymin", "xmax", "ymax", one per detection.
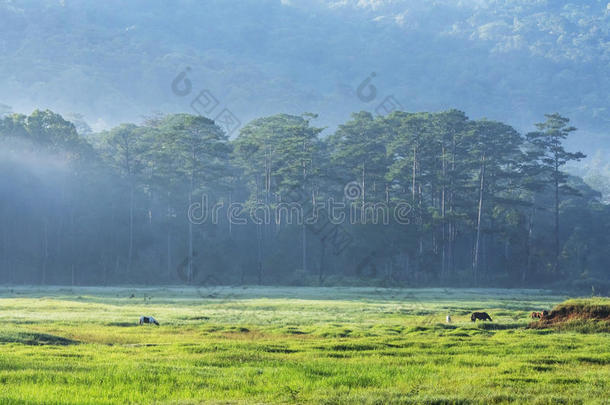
[{"xmin": 0, "ymin": 286, "xmax": 608, "ymax": 404}]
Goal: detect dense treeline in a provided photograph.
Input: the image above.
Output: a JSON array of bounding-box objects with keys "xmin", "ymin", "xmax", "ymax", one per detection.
[{"xmin": 1, "ymin": 109, "xmax": 608, "ymax": 291}]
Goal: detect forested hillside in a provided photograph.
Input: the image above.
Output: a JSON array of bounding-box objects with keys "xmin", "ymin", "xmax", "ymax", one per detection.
[
  {"xmin": 1, "ymin": 108, "xmax": 608, "ymax": 292},
  {"xmin": 0, "ymin": 0, "xmax": 609, "ymax": 153}
]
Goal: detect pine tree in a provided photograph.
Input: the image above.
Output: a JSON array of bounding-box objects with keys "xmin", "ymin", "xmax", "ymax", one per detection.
[{"xmin": 526, "ymin": 113, "xmax": 585, "ymax": 273}]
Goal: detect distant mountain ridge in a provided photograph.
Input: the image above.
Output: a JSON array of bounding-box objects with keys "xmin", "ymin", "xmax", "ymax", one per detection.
[{"xmin": 0, "ymin": 0, "xmax": 608, "ymax": 152}]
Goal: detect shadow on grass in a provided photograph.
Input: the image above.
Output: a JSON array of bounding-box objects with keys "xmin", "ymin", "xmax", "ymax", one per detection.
[
  {"xmin": 106, "ymin": 322, "xmax": 137, "ymax": 327},
  {"xmin": 0, "ymin": 331, "xmax": 78, "ymax": 346},
  {"xmin": 475, "ymin": 322, "xmax": 526, "ymax": 331},
  {"xmin": 261, "ymin": 345, "xmax": 299, "ymax": 353},
  {"xmin": 576, "ymin": 356, "xmax": 610, "ymax": 365}
]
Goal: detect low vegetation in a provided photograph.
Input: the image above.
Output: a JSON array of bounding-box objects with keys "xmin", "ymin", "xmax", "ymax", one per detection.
[
  {"xmin": 530, "ymin": 298, "xmax": 610, "ymax": 333},
  {"xmin": 0, "ymin": 287, "xmax": 608, "ymax": 404}
]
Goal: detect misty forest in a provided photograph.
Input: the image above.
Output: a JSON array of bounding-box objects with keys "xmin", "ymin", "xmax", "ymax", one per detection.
[
  {"xmin": 2, "ymin": 1, "xmax": 609, "ymax": 293},
  {"xmin": 2, "ymin": 108, "xmax": 607, "ymax": 291}
]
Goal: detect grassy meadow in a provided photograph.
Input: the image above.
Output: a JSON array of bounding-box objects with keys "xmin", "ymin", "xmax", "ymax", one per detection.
[{"xmin": 0, "ymin": 286, "xmax": 608, "ymax": 404}]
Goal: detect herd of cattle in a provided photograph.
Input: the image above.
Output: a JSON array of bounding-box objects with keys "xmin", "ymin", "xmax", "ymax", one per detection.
[{"xmin": 138, "ymin": 310, "xmax": 549, "ymax": 326}]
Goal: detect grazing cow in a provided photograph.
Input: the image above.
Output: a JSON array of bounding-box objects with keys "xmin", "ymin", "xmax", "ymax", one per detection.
[
  {"xmin": 531, "ymin": 311, "xmax": 548, "ymax": 319},
  {"xmin": 470, "ymin": 312, "xmax": 493, "ymax": 322},
  {"xmin": 139, "ymin": 316, "xmax": 159, "ymax": 326},
  {"xmin": 446, "ymin": 315, "xmax": 452, "ymax": 323}
]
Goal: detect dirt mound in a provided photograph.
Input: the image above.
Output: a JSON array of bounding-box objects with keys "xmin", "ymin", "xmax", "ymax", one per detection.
[{"xmin": 529, "ymin": 298, "xmax": 610, "ymax": 332}]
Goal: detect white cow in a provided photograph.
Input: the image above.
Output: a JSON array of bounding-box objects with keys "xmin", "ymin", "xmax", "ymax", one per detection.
[
  {"xmin": 446, "ymin": 315, "xmax": 452, "ymax": 323},
  {"xmin": 139, "ymin": 316, "xmax": 159, "ymax": 326}
]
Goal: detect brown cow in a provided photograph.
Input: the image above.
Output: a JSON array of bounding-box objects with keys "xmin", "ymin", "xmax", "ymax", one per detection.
[{"xmin": 531, "ymin": 311, "xmax": 548, "ymax": 319}]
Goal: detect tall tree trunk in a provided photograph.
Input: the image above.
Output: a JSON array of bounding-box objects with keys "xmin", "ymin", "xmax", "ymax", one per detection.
[
  {"xmin": 70, "ymin": 207, "xmax": 76, "ymax": 285},
  {"xmin": 110, "ymin": 200, "xmax": 117, "ymax": 284},
  {"xmin": 504, "ymin": 239, "xmax": 510, "ymax": 278},
  {"xmin": 55, "ymin": 186, "xmax": 65, "ymax": 269},
  {"xmin": 257, "ymin": 223, "xmax": 263, "ymax": 284},
  {"xmin": 448, "ymin": 136, "xmax": 456, "ymax": 275},
  {"xmin": 188, "ymin": 177, "xmax": 194, "ymax": 284},
  {"xmin": 447, "ymin": 223, "xmax": 457, "ymax": 274},
  {"xmin": 418, "ymin": 182, "xmax": 423, "ymax": 256},
  {"xmin": 523, "ymin": 205, "xmax": 535, "ymax": 283},
  {"xmin": 228, "ymin": 190, "xmax": 233, "ymax": 235},
  {"xmin": 554, "ymin": 157, "xmax": 560, "ymax": 273},
  {"xmin": 256, "ymin": 176, "xmax": 263, "ymax": 285},
  {"xmin": 41, "ymin": 218, "xmax": 48, "ymax": 285},
  {"xmin": 441, "ymin": 144, "xmax": 446, "ymax": 280},
  {"xmin": 473, "ymin": 154, "xmax": 486, "ymax": 284},
  {"xmin": 2, "ymin": 215, "xmax": 9, "ymax": 283},
  {"xmin": 412, "ymin": 146, "xmax": 417, "ymax": 203},
  {"xmin": 302, "ymin": 156, "xmax": 308, "ymax": 273},
  {"xmin": 128, "ymin": 182, "xmax": 134, "ymax": 277},
  {"xmin": 385, "ymin": 183, "xmax": 390, "ymax": 205},
  {"xmin": 361, "ymin": 163, "xmax": 366, "ymax": 223},
  {"xmin": 167, "ymin": 227, "xmax": 172, "ymax": 282},
  {"xmin": 318, "ymin": 241, "xmax": 326, "ymax": 285},
  {"xmin": 412, "ymin": 145, "xmax": 423, "ymax": 259},
  {"xmin": 302, "ymin": 220, "xmax": 307, "ymax": 272},
  {"xmin": 166, "ymin": 193, "xmax": 172, "ymax": 281}
]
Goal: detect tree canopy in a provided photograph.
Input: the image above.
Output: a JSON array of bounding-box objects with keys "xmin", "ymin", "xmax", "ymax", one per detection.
[{"xmin": 1, "ymin": 108, "xmax": 607, "ymax": 293}]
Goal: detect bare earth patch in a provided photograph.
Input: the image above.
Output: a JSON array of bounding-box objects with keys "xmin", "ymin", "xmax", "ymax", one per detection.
[{"xmin": 529, "ymin": 298, "xmax": 610, "ymax": 332}]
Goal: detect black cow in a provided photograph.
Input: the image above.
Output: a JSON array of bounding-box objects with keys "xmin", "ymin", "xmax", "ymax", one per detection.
[{"xmin": 470, "ymin": 312, "xmax": 493, "ymax": 322}]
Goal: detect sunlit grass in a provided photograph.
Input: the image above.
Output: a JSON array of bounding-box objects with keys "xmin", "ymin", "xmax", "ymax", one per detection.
[{"xmin": 0, "ymin": 286, "xmax": 608, "ymax": 404}]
